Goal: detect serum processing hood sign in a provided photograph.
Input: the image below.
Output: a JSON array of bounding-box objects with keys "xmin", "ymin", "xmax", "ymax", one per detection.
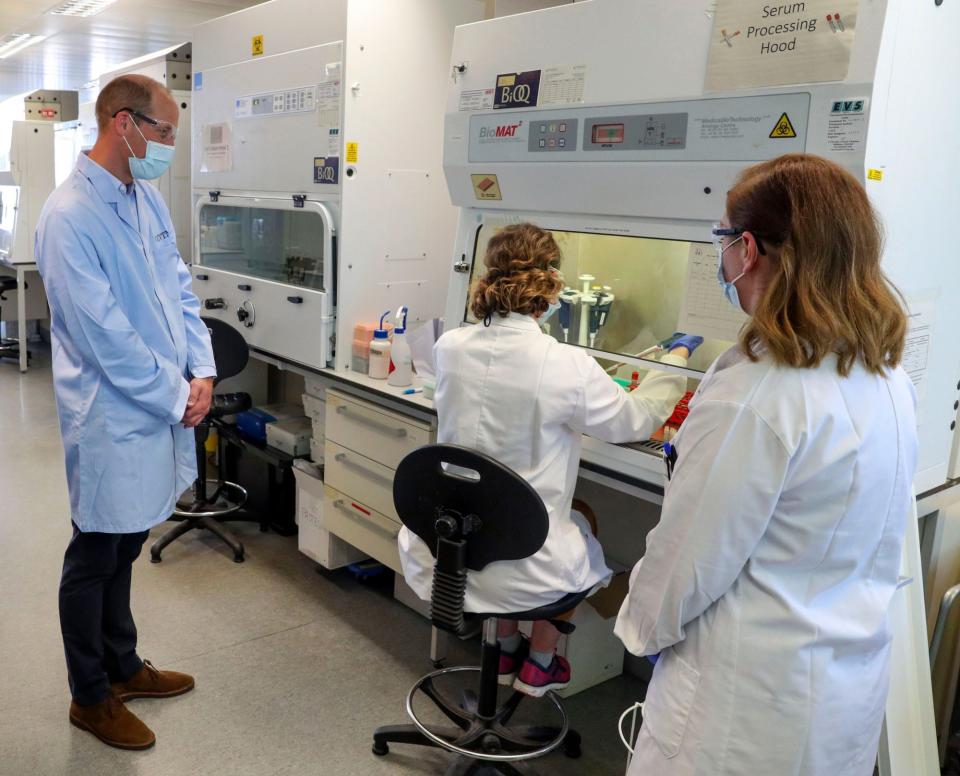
[{"xmin": 706, "ymin": 0, "xmax": 861, "ymax": 91}]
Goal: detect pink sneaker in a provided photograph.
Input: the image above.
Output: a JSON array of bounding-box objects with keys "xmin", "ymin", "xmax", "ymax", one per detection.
[
  {"xmin": 513, "ymin": 655, "xmax": 571, "ymax": 697},
  {"xmin": 498, "ymin": 637, "xmax": 529, "ymax": 686}
]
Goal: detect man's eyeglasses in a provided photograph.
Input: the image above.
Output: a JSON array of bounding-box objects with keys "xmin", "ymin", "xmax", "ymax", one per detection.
[
  {"xmin": 711, "ymin": 223, "xmax": 767, "ymax": 256},
  {"xmin": 113, "ymin": 108, "xmax": 177, "ymax": 142}
]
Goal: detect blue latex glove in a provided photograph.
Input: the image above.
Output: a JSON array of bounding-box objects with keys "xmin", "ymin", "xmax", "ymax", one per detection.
[
  {"xmin": 662, "ymin": 332, "xmax": 704, "ymax": 355},
  {"xmin": 647, "ymin": 653, "xmax": 660, "ymax": 666}
]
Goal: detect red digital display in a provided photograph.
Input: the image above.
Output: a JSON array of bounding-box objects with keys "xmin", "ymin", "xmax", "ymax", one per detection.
[{"xmin": 592, "ymin": 123, "xmax": 625, "ymax": 144}]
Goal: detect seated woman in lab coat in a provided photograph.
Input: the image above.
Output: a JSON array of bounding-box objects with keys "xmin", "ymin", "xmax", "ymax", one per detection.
[
  {"xmin": 614, "ymin": 154, "xmax": 918, "ymax": 776},
  {"xmin": 398, "ymin": 223, "xmax": 700, "ymax": 697}
]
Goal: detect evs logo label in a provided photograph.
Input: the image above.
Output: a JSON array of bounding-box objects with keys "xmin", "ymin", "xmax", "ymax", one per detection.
[
  {"xmin": 831, "ymin": 100, "xmax": 865, "ymax": 114},
  {"xmin": 493, "ymin": 70, "xmax": 541, "ymax": 110}
]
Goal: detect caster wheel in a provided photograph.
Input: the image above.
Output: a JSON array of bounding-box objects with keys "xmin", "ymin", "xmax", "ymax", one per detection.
[
  {"xmin": 564, "ymin": 731, "xmax": 582, "ymax": 759},
  {"xmin": 372, "ymin": 741, "xmax": 389, "ymax": 756},
  {"xmin": 150, "ymin": 555, "xmax": 162, "ymax": 564},
  {"xmin": 432, "ymin": 661, "xmax": 444, "ymax": 669},
  {"xmin": 233, "ymin": 554, "xmax": 245, "ymax": 563}
]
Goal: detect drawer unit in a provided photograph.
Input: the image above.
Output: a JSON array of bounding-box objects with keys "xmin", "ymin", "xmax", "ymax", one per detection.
[
  {"xmin": 323, "ymin": 484, "xmax": 402, "ymax": 573},
  {"xmin": 324, "ymin": 441, "xmax": 398, "ymax": 521},
  {"xmin": 325, "ymin": 390, "xmax": 431, "ymax": 469}
]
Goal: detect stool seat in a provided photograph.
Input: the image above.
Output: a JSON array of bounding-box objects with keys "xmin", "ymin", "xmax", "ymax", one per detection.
[
  {"xmin": 209, "ymin": 391, "xmax": 252, "ymax": 418},
  {"xmin": 486, "ymin": 590, "xmax": 590, "ymax": 624}
]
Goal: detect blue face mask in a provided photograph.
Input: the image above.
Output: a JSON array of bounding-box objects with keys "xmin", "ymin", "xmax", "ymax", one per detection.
[
  {"xmin": 541, "ymin": 299, "xmax": 561, "ymax": 323},
  {"xmin": 716, "ymin": 236, "xmax": 747, "ymax": 312},
  {"xmin": 124, "ymin": 120, "xmax": 175, "ymax": 180}
]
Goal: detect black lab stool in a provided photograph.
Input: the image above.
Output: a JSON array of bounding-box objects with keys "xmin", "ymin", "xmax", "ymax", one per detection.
[
  {"xmin": 373, "ymin": 444, "xmax": 584, "ymax": 775},
  {"xmin": 151, "ymin": 318, "xmax": 254, "ymax": 563}
]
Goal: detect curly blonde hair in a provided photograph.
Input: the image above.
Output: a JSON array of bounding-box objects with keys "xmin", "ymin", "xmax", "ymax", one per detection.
[{"xmin": 470, "ymin": 223, "xmax": 564, "ymax": 322}]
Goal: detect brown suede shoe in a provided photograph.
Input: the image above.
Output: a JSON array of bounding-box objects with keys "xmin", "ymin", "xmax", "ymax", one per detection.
[
  {"xmin": 111, "ymin": 660, "xmax": 195, "ymax": 701},
  {"xmin": 69, "ymin": 695, "xmax": 156, "ymax": 750}
]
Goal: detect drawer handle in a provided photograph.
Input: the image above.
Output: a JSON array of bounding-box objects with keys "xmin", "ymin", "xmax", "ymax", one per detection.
[
  {"xmin": 195, "ymin": 273, "xmax": 209, "ymax": 281},
  {"xmin": 332, "ymin": 499, "xmax": 400, "ymax": 539},
  {"xmin": 287, "ymin": 295, "xmax": 304, "ymax": 304},
  {"xmin": 335, "ymin": 404, "xmax": 408, "ymax": 437},
  {"xmin": 238, "ymin": 283, "xmax": 252, "ymax": 291},
  {"xmin": 334, "ymin": 452, "xmax": 394, "ymax": 486}
]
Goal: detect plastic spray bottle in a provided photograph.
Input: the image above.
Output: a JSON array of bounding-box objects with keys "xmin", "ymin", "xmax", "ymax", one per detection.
[
  {"xmin": 388, "ymin": 306, "xmax": 413, "ymax": 387},
  {"xmin": 368, "ymin": 311, "xmax": 392, "ymax": 380}
]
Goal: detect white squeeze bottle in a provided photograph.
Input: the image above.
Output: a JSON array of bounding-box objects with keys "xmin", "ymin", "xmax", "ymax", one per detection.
[
  {"xmin": 368, "ymin": 311, "xmax": 392, "ymax": 380},
  {"xmin": 388, "ymin": 306, "xmax": 413, "ymax": 387}
]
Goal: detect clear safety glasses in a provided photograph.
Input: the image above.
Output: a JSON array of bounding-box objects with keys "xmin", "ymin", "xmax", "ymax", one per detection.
[
  {"xmin": 114, "ymin": 108, "xmax": 178, "ymax": 142},
  {"xmin": 711, "ymin": 223, "xmax": 766, "ymax": 256}
]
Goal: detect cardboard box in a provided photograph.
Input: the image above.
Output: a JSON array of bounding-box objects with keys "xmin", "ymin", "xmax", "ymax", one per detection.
[
  {"xmin": 293, "ymin": 463, "xmax": 367, "ymax": 569},
  {"xmin": 304, "ymin": 377, "xmax": 327, "ymax": 400},
  {"xmin": 301, "ymin": 392, "xmax": 326, "ymax": 441}
]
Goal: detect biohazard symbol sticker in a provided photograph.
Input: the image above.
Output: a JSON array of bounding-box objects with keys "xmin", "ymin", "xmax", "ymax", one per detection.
[{"xmin": 769, "ymin": 113, "xmax": 797, "ymax": 139}]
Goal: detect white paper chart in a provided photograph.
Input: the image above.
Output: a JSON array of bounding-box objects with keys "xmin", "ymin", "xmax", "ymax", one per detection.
[{"xmin": 678, "ymin": 242, "xmax": 748, "ymax": 342}]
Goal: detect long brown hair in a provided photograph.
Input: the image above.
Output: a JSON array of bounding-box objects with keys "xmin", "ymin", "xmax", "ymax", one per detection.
[
  {"xmin": 470, "ymin": 223, "xmax": 564, "ymax": 321},
  {"xmin": 728, "ymin": 154, "xmax": 906, "ymax": 376}
]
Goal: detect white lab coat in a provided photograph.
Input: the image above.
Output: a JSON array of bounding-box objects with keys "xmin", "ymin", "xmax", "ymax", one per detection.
[
  {"xmin": 614, "ymin": 346, "xmax": 918, "ymax": 776},
  {"xmin": 398, "ymin": 313, "xmax": 686, "ymax": 613}
]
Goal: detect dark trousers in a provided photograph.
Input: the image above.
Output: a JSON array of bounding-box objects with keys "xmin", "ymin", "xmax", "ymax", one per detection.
[{"xmin": 59, "ymin": 523, "xmax": 150, "ymax": 706}]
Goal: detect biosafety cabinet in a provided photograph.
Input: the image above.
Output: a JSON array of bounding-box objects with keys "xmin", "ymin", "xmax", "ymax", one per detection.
[
  {"xmin": 0, "ymin": 119, "xmax": 81, "ymax": 265},
  {"xmin": 190, "ymin": 0, "xmax": 483, "ymax": 370},
  {"xmin": 442, "ymin": 3, "xmax": 957, "ymax": 770},
  {"xmin": 99, "ymin": 44, "xmax": 194, "ymax": 261},
  {"xmin": 442, "ymin": 0, "xmax": 960, "ymax": 498}
]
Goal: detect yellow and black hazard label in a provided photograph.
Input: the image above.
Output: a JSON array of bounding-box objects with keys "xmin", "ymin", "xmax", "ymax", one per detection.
[
  {"xmin": 769, "ymin": 112, "xmax": 797, "ymax": 139},
  {"xmin": 252, "ymin": 34, "xmax": 264, "ymax": 56}
]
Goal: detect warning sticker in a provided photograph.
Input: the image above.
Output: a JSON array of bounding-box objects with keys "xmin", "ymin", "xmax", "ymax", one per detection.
[
  {"xmin": 493, "ymin": 70, "xmax": 541, "ymax": 110},
  {"xmin": 346, "ymin": 142, "xmax": 359, "ymax": 164},
  {"xmin": 769, "ymin": 112, "xmax": 797, "ymax": 138},
  {"xmin": 314, "ymin": 156, "xmax": 339, "ymax": 184},
  {"xmin": 471, "ymin": 174, "xmax": 502, "ymax": 201},
  {"xmin": 252, "ymin": 35, "xmax": 264, "ymax": 57},
  {"xmin": 867, "ymin": 168, "xmax": 883, "ymax": 181}
]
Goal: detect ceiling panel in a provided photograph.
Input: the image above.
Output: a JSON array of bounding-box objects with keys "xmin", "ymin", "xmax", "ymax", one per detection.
[{"xmin": 0, "ymin": 0, "xmax": 269, "ymax": 102}]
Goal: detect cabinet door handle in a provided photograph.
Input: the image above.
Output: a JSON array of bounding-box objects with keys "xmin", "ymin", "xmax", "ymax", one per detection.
[
  {"xmin": 335, "ymin": 405, "xmax": 407, "ymax": 437},
  {"xmin": 238, "ymin": 283, "xmax": 252, "ymax": 291},
  {"xmin": 195, "ymin": 273, "xmax": 209, "ymax": 281},
  {"xmin": 334, "ymin": 452, "xmax": 393, "ymax": 486},
  {"xmin": 287, "ymin": 295, "xmax": 304, "ymax": 304}
]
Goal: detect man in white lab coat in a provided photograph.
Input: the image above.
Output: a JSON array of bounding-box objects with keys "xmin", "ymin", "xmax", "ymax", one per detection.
[{"xmin": 615, "ymin": 154, "xmax": 918, "ymax": 775}]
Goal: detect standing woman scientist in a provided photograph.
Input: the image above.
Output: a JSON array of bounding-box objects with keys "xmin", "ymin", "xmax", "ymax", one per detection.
[
  {"xmin": 399, "ymin": 223, "xmax": 701, "ymax": 697},
  {"xmin": 615, "ymin": 154, "xmax": 918, "ymax": 775}
]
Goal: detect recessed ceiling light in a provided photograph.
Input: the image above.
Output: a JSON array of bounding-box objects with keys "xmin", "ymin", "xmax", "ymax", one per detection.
[
  {"xmin": 48, "ymin": 0, "xmax": 120, "ymax": 17},
  {"xmin": 0, "ymin": 33, "xmax": 48, "ymax": 60}
]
